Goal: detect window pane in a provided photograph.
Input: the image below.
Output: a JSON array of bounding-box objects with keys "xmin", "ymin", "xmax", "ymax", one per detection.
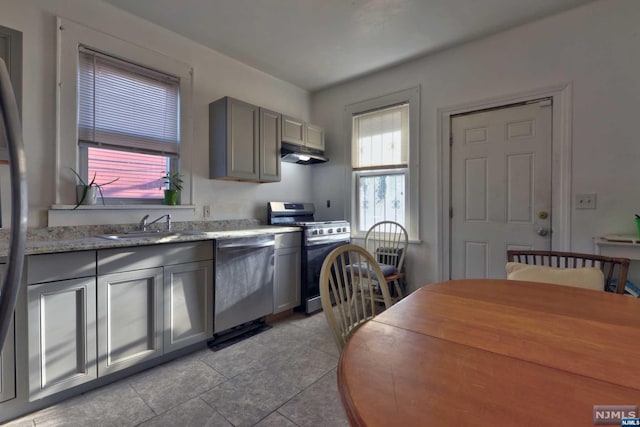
[
  {"xmin": 77, "ymin": 48, "xmax": 181, "ymax": 203},
  {"xmin": 358, "ymin": 173, "xmax": 406, "ymax": 232},
  {"xmin": 352, "ymin": 104, "xmax": 408, "ymax": 169},
  {"xmin": 88, "ymin": 147, "xmax": 167, "ymax": 199},
  {"xmin": 78, "ymin": 49, "xmax": 179, "ymax": 155}
]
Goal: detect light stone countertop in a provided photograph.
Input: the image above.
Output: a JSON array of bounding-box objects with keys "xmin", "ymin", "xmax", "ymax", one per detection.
[{"xmin": 0, "ymin": 220, "xmax": 301, "ymax": 257}]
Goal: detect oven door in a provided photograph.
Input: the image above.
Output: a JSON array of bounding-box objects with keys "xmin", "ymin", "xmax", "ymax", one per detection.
[{"xmin": 301, "ymin": 239, "xmax": 350, "ymax": 314}]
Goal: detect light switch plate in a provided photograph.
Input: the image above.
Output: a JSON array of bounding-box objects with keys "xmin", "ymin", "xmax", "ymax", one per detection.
[
  {"xmin": 576, "ymin": 193, "xmax": 596, "ymax": 209},
  {"xmin": 203, "ymin": 205, "xmax": 211, "ymax": 217}
]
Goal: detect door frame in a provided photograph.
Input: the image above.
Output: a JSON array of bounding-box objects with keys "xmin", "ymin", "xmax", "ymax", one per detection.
[{"xmin": 438, "ymin": 83, "xmax": 572, "ymax": 281}]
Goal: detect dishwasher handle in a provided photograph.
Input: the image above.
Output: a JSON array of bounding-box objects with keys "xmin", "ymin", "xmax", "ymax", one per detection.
[{"xmin": 216, "ymin": 235, "xmax": 275, "ymax": 249}]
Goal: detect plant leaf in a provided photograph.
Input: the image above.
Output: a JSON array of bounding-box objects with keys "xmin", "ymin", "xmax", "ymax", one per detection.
[{"xmin": 69, "ymin": 168, "xmax": 87, "ymax": 186}]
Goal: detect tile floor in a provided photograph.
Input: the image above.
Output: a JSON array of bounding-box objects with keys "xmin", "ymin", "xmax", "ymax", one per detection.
[{"xmin": 4, "ymin": 312, "xmax": 349, "ymax": 427}]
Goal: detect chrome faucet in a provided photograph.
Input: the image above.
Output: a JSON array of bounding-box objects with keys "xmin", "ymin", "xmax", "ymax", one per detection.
[
  {"xmin": 138, "ymin": 215, "xmax": 149, "ymax": 231},
  {"xmin": 138, "ymin": 214, "xmax": 172, "ymax": 231}
]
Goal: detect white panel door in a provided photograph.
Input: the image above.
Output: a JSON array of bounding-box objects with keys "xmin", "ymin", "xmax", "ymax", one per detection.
[{"xmin": 451, "ymin": 100, "xmax": 552, "ymax": 279}]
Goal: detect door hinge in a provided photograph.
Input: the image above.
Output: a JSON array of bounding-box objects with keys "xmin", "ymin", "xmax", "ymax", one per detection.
[
  {"xmin": 449, "ymin": 207, "xmax": 453, "ymax": 218},
  {"xmin": 449, "ymin": 134, "xmax": 453, "ymax": 146}
]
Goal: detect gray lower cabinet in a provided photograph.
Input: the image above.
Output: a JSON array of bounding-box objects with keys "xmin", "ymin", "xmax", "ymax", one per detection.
[
  {"xmin": 0, "ymin": 262, "xmax": 15, "ymax": 403},
  {"xmin": 97, "ymin": 267, "xmax": 164, "ymax": 376},
  {"xmin": 19, "ymin": 242, "xmax": 212, "ymax": 405},
  {"xmin": 97, "ymin": 242, "xmax": 214, "ymax": 365},
  {"xmin": 0, "ymin": 316, "xmax": 14, "ymax": 404},
  {"xmin": 163, "ymin": 261, "xmax": 214, "ymax": 352},
  {"xmin": 274, "ymin": 233, "xmax": 301, "ymax": 313},
  {"xmin": 27, "ymin": 277, "xmax": 97, "ymax": 400}
]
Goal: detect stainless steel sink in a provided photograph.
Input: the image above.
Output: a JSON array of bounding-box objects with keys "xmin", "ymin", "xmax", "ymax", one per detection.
[
  {"xmin": 97, "ymin": 231, "xmax": 178, "ymax": 240},
  {"xmin": 96, "ymin": 230, "xmax": 210, "ymax": 240}
]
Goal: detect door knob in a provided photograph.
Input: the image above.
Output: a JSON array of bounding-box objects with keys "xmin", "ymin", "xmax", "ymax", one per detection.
[{"xmin": 536, "ymin": 224, "xmax": 549, "ymax": 236}]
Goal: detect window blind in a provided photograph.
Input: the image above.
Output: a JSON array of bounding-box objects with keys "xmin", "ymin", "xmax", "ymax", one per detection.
[
  {"xmin": 352, "ymin": 103, "xmax": 409, "ymax": 170},
  {"xmin": 78, "ymin": 47, "xmax": 180, "ymax": 156}
]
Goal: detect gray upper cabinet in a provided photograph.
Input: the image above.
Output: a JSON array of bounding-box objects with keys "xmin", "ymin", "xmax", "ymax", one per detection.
[
  {"xmin": 210, "ymin": 97, "xmax": 281, "ymax": 182},
  {"xmin": 97, "ymin": 267, "xmax": 164, "ymax": 376},
  {"xmin": 305, "ymin": 123, "xmax": 325, "ymax": 151},
  {"xmin": 281, "ymin": 114, "xmax": 325, "ymax": 151},
  {"xmin": 259, "ymin": 108, "xmax": 281, "ymax": 182},
  {"xmin": 281, "ymin": 115, "xmax": 305, "ymax": 145},
  {"xmin": 0, "ymin": 264, "xmax": 15, "ymax": 404},
  {"xmin": 163, "ymin": 260, "xmax": 214, "ymax": 353}
]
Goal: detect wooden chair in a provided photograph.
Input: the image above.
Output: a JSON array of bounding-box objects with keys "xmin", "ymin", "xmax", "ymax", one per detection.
[
  {"xmin": 319, "ymin": 244, "xmax": 393, "ymax": 351},
  {"xmin": 506, "ymin": 250, "xmax": 630, "ymax": 294},
  {"xmin": 364, "ymin": 221, "xmax": 408, "ymax": 302}
]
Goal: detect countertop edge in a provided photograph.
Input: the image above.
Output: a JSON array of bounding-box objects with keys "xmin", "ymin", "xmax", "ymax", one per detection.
[{"xmin": 0, "ymin": 226, "xmax": 302, "ymax": 257}]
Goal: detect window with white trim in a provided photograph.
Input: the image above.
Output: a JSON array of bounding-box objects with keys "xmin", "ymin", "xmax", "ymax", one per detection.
[
  {"xmin": 348, "ymin": 87, "xmax": 419, "ymax": 240},
  {"xmin": 353, "ymin": 103, "xmax": 409, "ymax": 232},
  {"xmin": 77, "ymin": 47, "xmax": 180, "ymax": 203}
]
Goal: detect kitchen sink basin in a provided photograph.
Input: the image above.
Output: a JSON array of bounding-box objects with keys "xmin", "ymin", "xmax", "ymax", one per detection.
[
  {"xmin": 97, "ymin": 230, "xmax": 210, "ymax": 240},
  {"xmin": 97, "ymin": 231, "xmax": 179, "ymax": 240}
]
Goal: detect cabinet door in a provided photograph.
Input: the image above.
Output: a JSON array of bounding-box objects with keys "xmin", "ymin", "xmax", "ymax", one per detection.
[
  {"xmin": 98, "ymin": 267, "xmax": 163, "ymax": 376},
  {"xmin": 281, "ymin": 115, "xmax": 305, "ymax": 145},
  {"xmin": 305, "ymin": 123, "xmax": 325, "ymax": 151},
  {"xmin": 274, "ymin": 247, "xmax": 301, "ymax": 313},
  {"xmin": 163, "ymin": 261, "xmax": 213, "ymax": 353},
  {"xmin": 259, "ymin": 108, "xmax": 281, "ymax": 182},
  {"xmin": 0, "ymin": 314, "xmax": 14, "ymax": 403},
  {"xmin": 210, "ymin": 97, "xmax": 260, "ymax": 180},
  {"xmin": 227, "ymin": 98, "xmax": 260, "ymax": 180},
  {"xmin": 27, "ymin": 277, "xmax": 97, "ymax": 400},
  {"xmin": 0, "ymin": 263, "xmax": 15, "ymax": 403}
]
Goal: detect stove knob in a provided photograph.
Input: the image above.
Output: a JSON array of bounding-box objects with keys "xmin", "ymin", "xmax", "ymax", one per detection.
[
  {"xmin": 319, "ymin": 229, "xmax": 324, "ymax": 234},
  {"xmin": 312, "ymin": 229, "xmax": 318, "ymax": 235},
  {"xmin": 328, "ymin": 229, "xmax": 333, "ymax": 234}
]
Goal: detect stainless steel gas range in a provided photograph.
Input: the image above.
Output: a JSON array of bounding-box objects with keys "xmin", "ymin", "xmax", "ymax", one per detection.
[{"xmin": 268, "ymin": 202, "xmax": 350, "ymax": 313}]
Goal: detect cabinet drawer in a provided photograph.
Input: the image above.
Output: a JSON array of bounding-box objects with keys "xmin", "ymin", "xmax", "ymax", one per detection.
[
  {"xmin": 275, "ymin": 232, "xmax": 302, "ymax": 249},
  {"xmin": 98, "ymin": 242, "xmax": 213, "ymax": 275},
  {"xmin": 27, "ymin": 251, "xmax": 96, "ymax": 284}
]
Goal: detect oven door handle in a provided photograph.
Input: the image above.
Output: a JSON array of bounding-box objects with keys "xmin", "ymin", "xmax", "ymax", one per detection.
[{"xmin": 305, "ymin": 235, "xmax": 351, "ymax": 246}]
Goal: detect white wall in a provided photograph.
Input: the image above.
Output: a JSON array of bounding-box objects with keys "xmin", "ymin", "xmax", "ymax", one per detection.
[
  {"xmin": 0, "ymin": 0, "xmax": 312, "ymax": 228},
  {"xmin": 310, "ymin": 0, "xmax": 640, "ymax": 288}
]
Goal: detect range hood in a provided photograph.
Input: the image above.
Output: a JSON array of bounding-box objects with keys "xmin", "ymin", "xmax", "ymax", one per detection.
[{"xmin": 281, "ymin": 142, "xmax": 328, "ymax": 165}]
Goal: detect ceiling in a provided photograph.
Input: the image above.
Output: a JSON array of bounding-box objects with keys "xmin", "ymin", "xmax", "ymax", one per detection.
[{"xmin": 102, "ymin": 0, "xmax": 596, "ymax": 91}]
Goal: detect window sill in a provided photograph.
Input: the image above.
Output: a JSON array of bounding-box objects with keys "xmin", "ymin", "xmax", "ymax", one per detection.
[{"xmin": 50, "ymin": 204, "xmax": 196, "ymax": 211}]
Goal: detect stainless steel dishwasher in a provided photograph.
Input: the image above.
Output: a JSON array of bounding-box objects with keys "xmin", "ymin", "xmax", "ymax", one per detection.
[{"xmin": 214, "ymin": 235, "xmax": 275, "ymax": 334}]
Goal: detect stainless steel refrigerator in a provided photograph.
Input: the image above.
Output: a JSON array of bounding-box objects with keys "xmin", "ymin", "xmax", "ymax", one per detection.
[{"xmin": 0, "ymin": 58, "xmax": 27, "ymax": 351}]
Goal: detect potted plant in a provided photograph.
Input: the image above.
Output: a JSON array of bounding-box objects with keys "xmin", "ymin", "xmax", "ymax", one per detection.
[
  {"xmin": 70, "ymin": 168, "xmax": 119, "ymax": 208},
  {"xmin": 162, "ymin": 171, "xmax": 183, "ymax": 205}
]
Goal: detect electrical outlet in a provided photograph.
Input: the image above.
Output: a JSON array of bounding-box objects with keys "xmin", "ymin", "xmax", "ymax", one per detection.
[
  {"xmin": 576, "ymin": 193, "xmax": 596, "ymax": 209},
  {"xmin": 203, "ymin": 205, "xmax": 211, "ymax": 218}
]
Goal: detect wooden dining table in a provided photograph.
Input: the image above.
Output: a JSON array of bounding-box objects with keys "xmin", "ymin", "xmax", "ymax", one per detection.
[{"xmin": 337, "ymin": 279, "xmax": 640, "ymax": 426}]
